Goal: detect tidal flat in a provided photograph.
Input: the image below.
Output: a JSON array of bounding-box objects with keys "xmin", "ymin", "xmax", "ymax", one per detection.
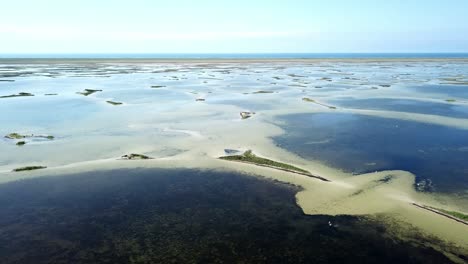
[{"xmin": 0, "ymin": 59, "xmax": 467, "ymax": 262}]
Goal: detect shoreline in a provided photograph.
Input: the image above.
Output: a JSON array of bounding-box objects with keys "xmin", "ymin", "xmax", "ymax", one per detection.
[
  {"xmin": 218, "ymin": 158, "xmax": 330, "ymax": 181},
  {"xmin": 412, "ymin": 203, "xmax": 468, "ymax": 226},
  {"xmin": 0, "ymin": 156, "xmax": 467, "ymax": 250},
  {"xmin": 2, "ymin": 58, "xmax": 468, "ymax": 64}
]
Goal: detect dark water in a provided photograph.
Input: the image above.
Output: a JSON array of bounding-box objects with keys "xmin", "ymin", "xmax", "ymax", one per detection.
[
  {"xmin": 1, "ymin": 53, "xmax": 468, "ymax": 59},
  {"xmin": 330, "ymin": 97, "xmax": 468, "ymax": 118},
  {"xmin": 273, "ymin": 113, "xmax": 468, "ymax": 193},
  {"xmin": 0, "ymin": 169, "xmax": 458, "ymax": 264}
]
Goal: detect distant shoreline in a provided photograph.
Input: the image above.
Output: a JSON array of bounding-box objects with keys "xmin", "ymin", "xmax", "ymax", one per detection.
[
  {"xmin": 1, "ymin": 53, "xmax": 468, "ymax": 63},
  {"xmin": 2, "ymin": 58, "xmax": 468, "ymax": 64}
]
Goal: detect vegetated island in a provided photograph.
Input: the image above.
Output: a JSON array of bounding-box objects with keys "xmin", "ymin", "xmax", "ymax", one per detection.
[
  {"xmin": 120, "ymin": 153, "xmax": 153, "ymax": 160},
  {"xmin": 412, "ymin": 203, "xmax": 468, "ymax": 226},
  {"xmin": 240, "ymin": 111, "xmax": 255, "ymax": 119},
  {"xmin": 5, "ymin": 133, "xmax": 54, "ymax": 140},
  {"xmin": 302, "ymin": 97, "xmax": 337, "ymax": 109},
  {"xmin": 252, "ymin": 90, "xmax": 275, "ymax": 94},
  {"xmin": 0, "ymin": 92, "xmax": 34, "ymax": 99},
  {"xmin": 12, "ymin": 166, "xmax": 47, "ymax": 172},
  {"xmin": 219, "ymin": 150, "xmax": 329, "ymax": 182},
  {"xmin": 106, "ymin": 100, "xmax": 123, "ymax": 105},
  {"xmin": 77, "ymin": 89, "xmax": 102, "ymax": 96}
]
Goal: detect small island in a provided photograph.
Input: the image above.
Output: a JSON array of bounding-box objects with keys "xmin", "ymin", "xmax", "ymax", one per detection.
[
  {"xmin": 219, "ymin": 150, "xmax": 329, "ymax": 181},
  {"xmin": 302, "ymin": 97, "xmax": 337, "ymax": 109},
  {"xmin": 77, "ymin": 89, "xmax": 102, "ymax": 96},
  {"xmin": 12, "ymin": 166, "xmax": 47, "ymax": 172},
  {"xmin": 0, "ymin": 92, "xmax": 34, "ymax": 99},
  {"xmin": 240, "ymin": 111, "xmax": 255, "ymax": 119},
  {"xmin": 412, "ymin": 203, "xmax": 468, "ymax": 225},
  {"xmin": 252, "ymin": 90, "xmax": 275, "ymax": 94},
  {"xmin": 106, "ymin": 100, "xmax": 123, "ymax": 105},
  {"xmin": 5, "ymin": 133, "xmax": 54, "ymax": 140},
  {"xmin": 120, "ymin": 153, "xmax": 153, "ymax": 160}
]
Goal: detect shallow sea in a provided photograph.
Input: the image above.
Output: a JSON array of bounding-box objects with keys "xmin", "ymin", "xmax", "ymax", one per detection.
[{"xmin": 1, "ymin": 59, "xmax": 467, "ymax": 262}]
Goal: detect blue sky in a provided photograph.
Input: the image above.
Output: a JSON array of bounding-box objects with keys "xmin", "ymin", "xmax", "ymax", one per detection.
[{"xmin": 1, "ymin": 0, "xmax": 467, "ymax": 53}]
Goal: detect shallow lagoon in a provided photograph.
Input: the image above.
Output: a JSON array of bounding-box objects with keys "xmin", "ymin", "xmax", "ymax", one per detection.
[
  {"xmin": 1, "ymin": 60, "xmax": 468, "ymax": 260},
  {"xmin": 330, "ymin": 97, "xmax": 468, "ymax": 118},
  {"xmin": 2, "ymin": 61, "xmax": 468, "ymax": 190},
  {"xmin": 274, "ymin": 113, "xmax": 468, "ymax": 193}
]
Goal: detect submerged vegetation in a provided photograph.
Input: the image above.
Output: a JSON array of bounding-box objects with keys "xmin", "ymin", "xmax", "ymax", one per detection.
[
  {"xmin": 0, "ymin": 92, "xmax": 34, "ymax": 98},
  {"xmin": 16, "ymin": 141, "xmax": 26, "ymax": 146},
  {"xmin": 12, "ymin": 166, "xmax": 47, "ymax": 172},
  {"xmin": 377, "ymin": 175, "xmax": 395, "ymax": 183},
  {"xmin": 77, "ymin": 89, "xmax": 102, "ymax": 96},
  {"xmin": 0, "ymin": 169, "xmax": 456, "ymax": 264}
]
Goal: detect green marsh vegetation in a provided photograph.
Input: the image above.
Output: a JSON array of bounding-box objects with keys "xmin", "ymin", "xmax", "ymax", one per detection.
[
  {"xmin": 0, "ymin": 92, "xmax": 34, "ymax": 98},
  {"xmin": 220, "ymin": 150, "xmax": 309, "ymax": 174},
  {"xmin": 252, "ymin": 90, "xmax": 275, "ymax": 94},
  {"xmin": 240, "ymin": 111, "xmax": 255, "ymax": 119},
  {"xmin": 5, "ymin": 133, "xmax": 54, "ymax": 140},
  {"xmin": 77, "ymin": 89, "xmax": 102, "ymax": 96},
  {"xmin": 302, "ymin": 97, "xmax": 337, "ymax": 109},
  {"xmin": 121, "ymin": 153, "xmax": 153, "ymax": 160},
  {"xmin": 12, "ymin": 166, "xmax": 47, "ymax": 172},
  {"xmin": 429, "ymin": 206, "xmax": 468, "ymax": 221},
  {"xmin": 106, "ymin": 100, "xmax": 123, "ymax": 105}
]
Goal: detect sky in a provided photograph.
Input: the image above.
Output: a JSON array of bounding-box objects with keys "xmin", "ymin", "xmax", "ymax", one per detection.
[{"xmin": 1, "ymin": 0, "xmax": 467, "ymax": 53}]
